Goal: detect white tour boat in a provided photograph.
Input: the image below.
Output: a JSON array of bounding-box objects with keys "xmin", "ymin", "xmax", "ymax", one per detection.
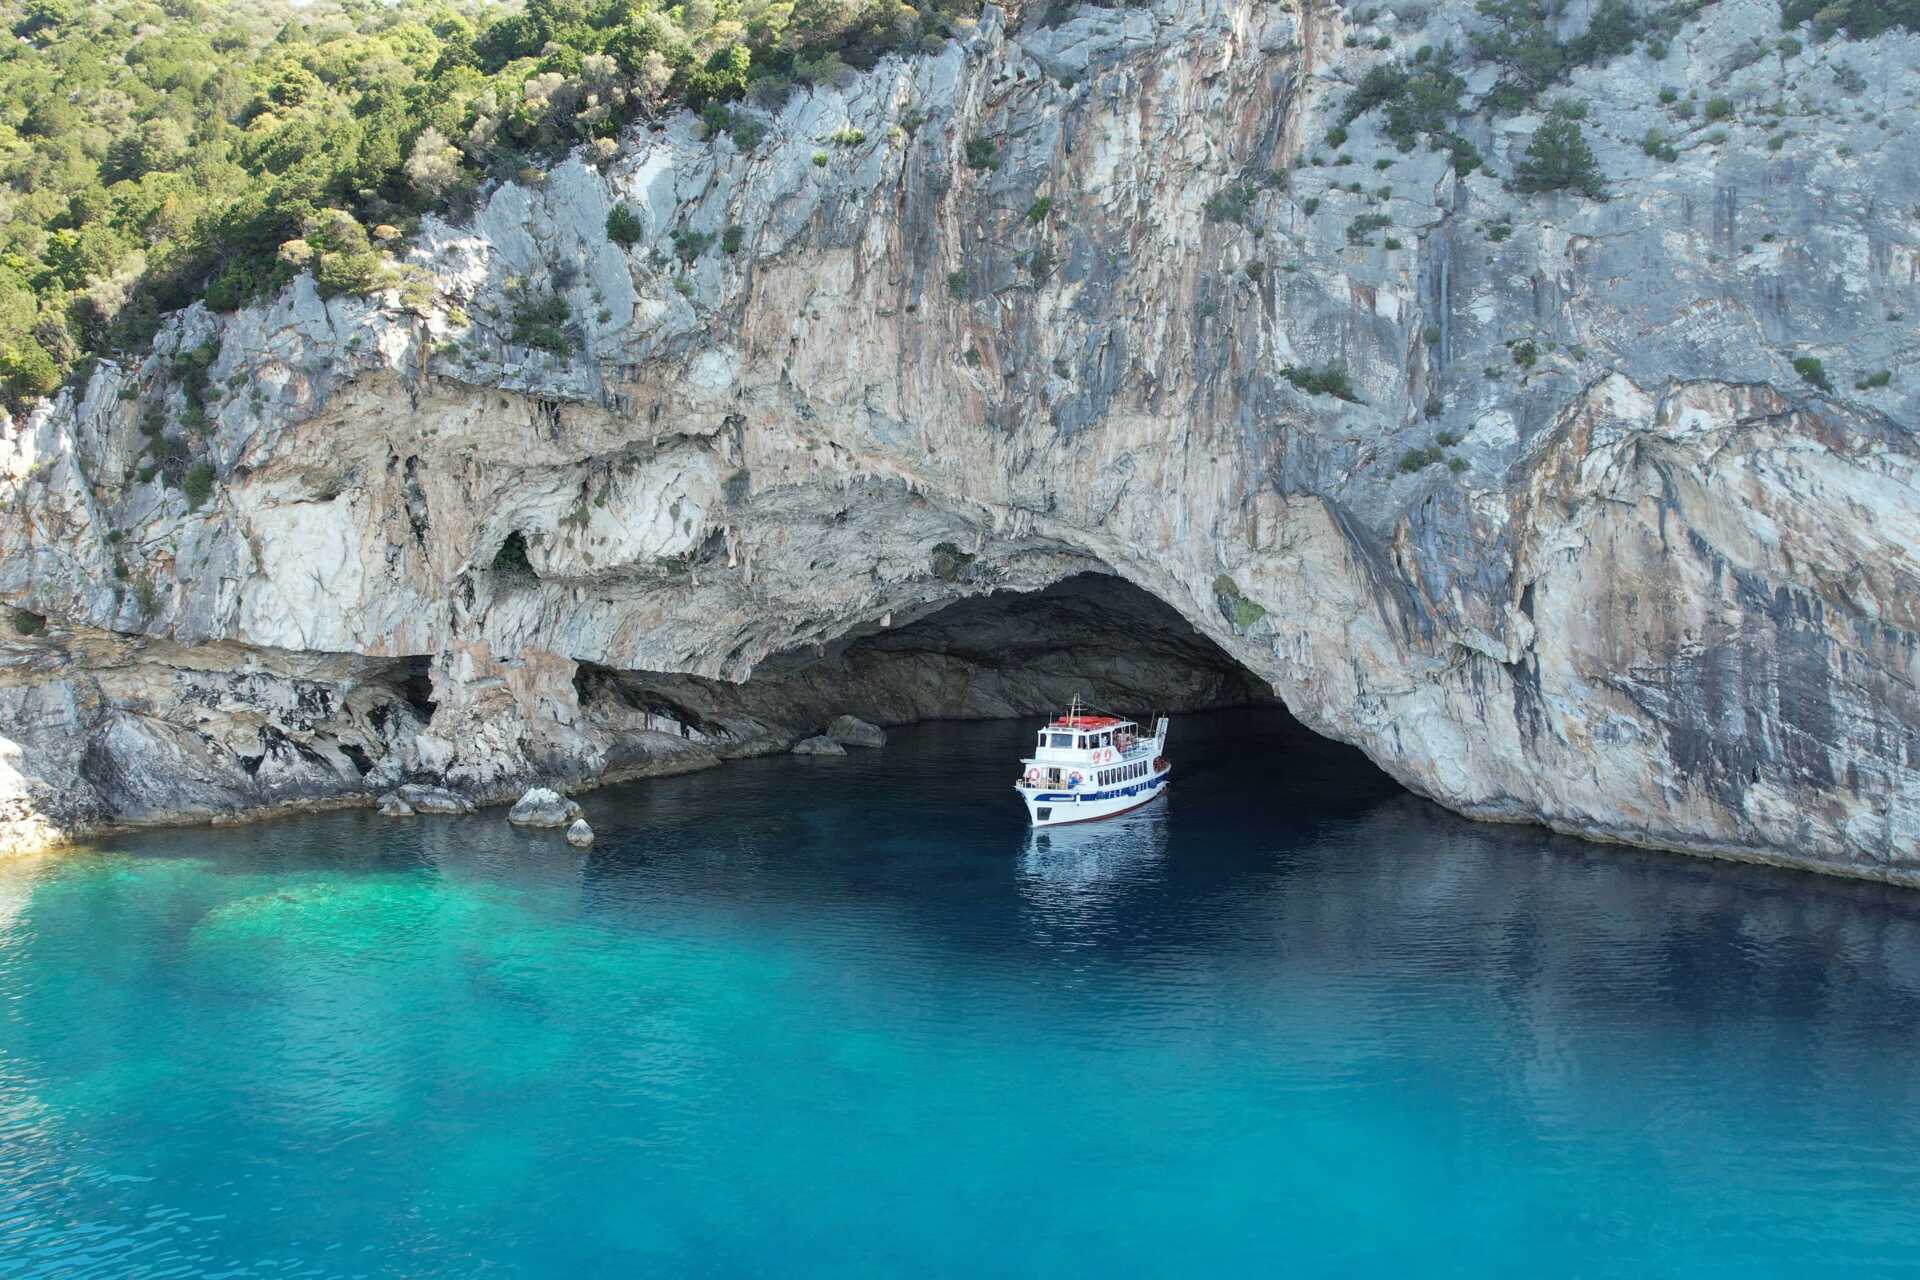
[{"xmin": 1015, "ymin": 702, "xmax": 1170, "ymax": 827}]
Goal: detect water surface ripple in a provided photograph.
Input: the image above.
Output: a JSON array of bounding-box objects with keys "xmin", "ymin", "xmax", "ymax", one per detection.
[{"xmin": 3, "ymin": 711, "xmax": 1919, "ymax": 1276}]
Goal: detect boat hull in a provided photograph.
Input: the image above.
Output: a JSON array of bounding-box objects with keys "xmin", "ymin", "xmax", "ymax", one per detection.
[{"xmin": 1016, "ymin": 770, "xmax": 1170, "ymax": 827}]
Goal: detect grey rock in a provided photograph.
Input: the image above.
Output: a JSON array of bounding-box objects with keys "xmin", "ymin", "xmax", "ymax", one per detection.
[
  {"xmin": 377, "ymin": 792, "xmax": 415, "ymax": 817},
  {"xmin": 396, "ymin": 783, "xmax": 475, "ymax": 815},
  {"xmin": 507, "ymin": 786, "xmax": 583, "ymax": 827},
  {"xmin": 826, "ymin": 715, "xmax": 886, "ymax": 748},
  {"xmin": 791, "ymin": 736, "xmax": 847, "ymax": 757},
  {"xmin": 80, "ymin": 713, "xmax": 256, "ymax": 822},
  {"xmin": 565, "ymin": 818, "xmax": 594, "ymax": 847}
]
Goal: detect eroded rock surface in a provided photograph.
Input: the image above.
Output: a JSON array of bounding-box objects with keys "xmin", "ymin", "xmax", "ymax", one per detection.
[
  {"xmin": 828, "ymin": 717, "xmax": 887, "ymax": 749},
  {"xmin": 1, "ymin": 1, "xmax": 1917, "ymax": 880}
]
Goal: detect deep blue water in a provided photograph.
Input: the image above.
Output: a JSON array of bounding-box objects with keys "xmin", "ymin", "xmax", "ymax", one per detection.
[{"xmin": 4, "ymin": 709, "xmax": 1920, "ymax": 1277}]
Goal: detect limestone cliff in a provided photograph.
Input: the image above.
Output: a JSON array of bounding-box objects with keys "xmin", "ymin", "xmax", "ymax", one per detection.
[{"xmin": 3, "ymin": 0, "xmax": 1917, "ymax": 881}]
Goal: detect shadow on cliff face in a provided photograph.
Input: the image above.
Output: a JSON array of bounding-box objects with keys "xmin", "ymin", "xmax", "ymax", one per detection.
[{"xmin": 574, "ymin": 572, "xmax": 1281, "ymax": 748}]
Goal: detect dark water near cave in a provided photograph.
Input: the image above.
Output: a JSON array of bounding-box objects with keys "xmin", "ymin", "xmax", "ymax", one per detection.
[{"xmin": 4, "ymin": 710, "xmax": 1920, "ymax": 1277}]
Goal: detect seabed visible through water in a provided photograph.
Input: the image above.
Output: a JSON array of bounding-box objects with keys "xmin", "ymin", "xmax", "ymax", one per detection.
[{"xmin": 3, "ymin": 709, "xmax": 1919, "ymax": 1276}]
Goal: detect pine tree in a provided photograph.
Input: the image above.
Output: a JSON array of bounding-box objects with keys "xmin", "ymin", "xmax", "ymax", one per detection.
[{"xmin": 1513, "ymin": 117, "xmax": 1606, "ymax": 198}]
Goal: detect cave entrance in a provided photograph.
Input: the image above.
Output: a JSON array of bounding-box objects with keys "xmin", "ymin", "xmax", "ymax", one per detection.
[{"xmin": 574, "ymin": 572, "xmax": 1285, "ymax": 756}]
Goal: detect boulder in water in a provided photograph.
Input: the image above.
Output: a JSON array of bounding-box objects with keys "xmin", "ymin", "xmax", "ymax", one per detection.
[
  {"xmin": 396, "ymin": 783, "xmax": 474, "ymax": 815},
  {"xmin": 791, "ymin": 735, "xmax": 847, "ymax": 756},
  {"xmin": 826, "ymin": 715, "xmax": 885, "ymax": 748},
  {"xmin": 376, "ymin": 791, "xmax": 415, "ymax": 817},
  {"xmin": 565, "ymin": 818, "xmax": 594, "ymax": 847},
  {"xmin": 508, "ymin": 786, "xmax": 583, "ymax": 827}
]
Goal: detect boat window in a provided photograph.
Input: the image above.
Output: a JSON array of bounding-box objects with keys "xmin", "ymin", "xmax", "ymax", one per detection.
[{"xmin": 1049, "ymin": 733, "xmax": 1072, "ymax": 748}]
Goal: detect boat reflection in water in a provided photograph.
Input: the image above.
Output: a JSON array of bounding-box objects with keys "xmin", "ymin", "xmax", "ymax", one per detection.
[{"xmin": 1016, "ymin": 801, "xmax": 1172, "ymax": 930}]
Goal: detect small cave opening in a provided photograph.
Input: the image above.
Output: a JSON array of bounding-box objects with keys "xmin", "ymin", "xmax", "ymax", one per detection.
[
  {"xmin": 394, "ymin": 655, "xmax": 438, "ymax": 721},
  {"xmin": 490, "ymin": 530, "xmax": 536, "ymax": 577},
  {"xmin": 574, "ymin": 572, "xmax": 1293, "ymax": 753}
]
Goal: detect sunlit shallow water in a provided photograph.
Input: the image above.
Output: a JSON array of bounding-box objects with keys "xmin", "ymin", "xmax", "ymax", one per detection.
[{"xmin": 3, "ymin": 710, "xmax": 1920, "ymax": 1277}]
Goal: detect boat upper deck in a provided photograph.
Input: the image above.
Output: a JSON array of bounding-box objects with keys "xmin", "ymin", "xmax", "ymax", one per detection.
[{"xmin": 1023, "ymin": 714, "xmax": 1156, "ymax": 767}]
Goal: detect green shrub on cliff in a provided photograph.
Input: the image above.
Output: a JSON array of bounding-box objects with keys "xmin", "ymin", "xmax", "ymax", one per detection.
[
  {"xmin": 182, "ymin": 462, "xmax": 216, "ymax": 511},
  {"xmin": 1792, "ymin": 356, "xmax": 1833, "ymax": 391},
  {"xmin": 1212, "ymin": 575, "xmax": 1267, "ymax": 631},
  {"xmin": 606, "ymin": 205, "xmax": 647, "ymax": 248},
  {"xmin": 1280, "ymin": 361, "xmax": 1362, "ymax": 403},
  {"xmin": 1513, "ymin": 118, "xmax": 1606, "ymax": 198}
]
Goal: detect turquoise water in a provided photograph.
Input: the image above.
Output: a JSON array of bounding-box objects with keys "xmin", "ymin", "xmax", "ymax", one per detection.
[{"xmin": 3, "ymin": 710, "xmax": 1920, "ymax": 1277}]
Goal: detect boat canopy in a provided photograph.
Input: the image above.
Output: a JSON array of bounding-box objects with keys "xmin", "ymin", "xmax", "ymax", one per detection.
[{"xmin": 1048, "ymin": 714, "xmax": 1127, "ymax": 730}]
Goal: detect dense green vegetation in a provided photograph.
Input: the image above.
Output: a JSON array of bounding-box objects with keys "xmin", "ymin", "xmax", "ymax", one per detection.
[{"xmin": 0, "ymin": 0, "xmax": 990, "ymax": 410}]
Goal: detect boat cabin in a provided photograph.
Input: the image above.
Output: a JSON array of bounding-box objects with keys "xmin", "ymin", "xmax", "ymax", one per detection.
[
  {"xmin": 1023, "ymin": 713, "xmax": 1154, "ymax": 791},
  {"xmin": 1032, "ymin": 714, "xmax": 1138, "ymax": 758}
]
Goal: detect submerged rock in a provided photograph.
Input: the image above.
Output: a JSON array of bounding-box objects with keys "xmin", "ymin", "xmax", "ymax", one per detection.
[
  {"xmin": 507, "ymin": 787, "xmax": 582, "ymax": 827},
  {"xmin": 565, "ymin": 818, "xmax": 594, "ymax": 847},
  {"xmin": 791, "ymin": 736, "xmax": 847, "ymax": 757},
  {"xmin": 826, "ymin": 716, "xmax": 885, "ymax": 749}
]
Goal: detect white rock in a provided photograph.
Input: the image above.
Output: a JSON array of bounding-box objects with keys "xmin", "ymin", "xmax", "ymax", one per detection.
[
  {"xmin": 507, "ymin": 786, "xmax": 583, "ymax": 827},
  {"xmin": 565, "ymin": 818, "xmax": 594, "ymax": 847}
]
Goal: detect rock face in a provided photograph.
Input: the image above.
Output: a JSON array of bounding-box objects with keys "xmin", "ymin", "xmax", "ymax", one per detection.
[
  {"xmin": 1, "ymin": 1, "xmax": 1917, "ymax": 882},
  {"xmin": 507, "ymin": 788, "xmax": 583, "ymax": 828},
  {"xmin": 827, "ymin": 717, "xmax": 887, "ymax": 749}
]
